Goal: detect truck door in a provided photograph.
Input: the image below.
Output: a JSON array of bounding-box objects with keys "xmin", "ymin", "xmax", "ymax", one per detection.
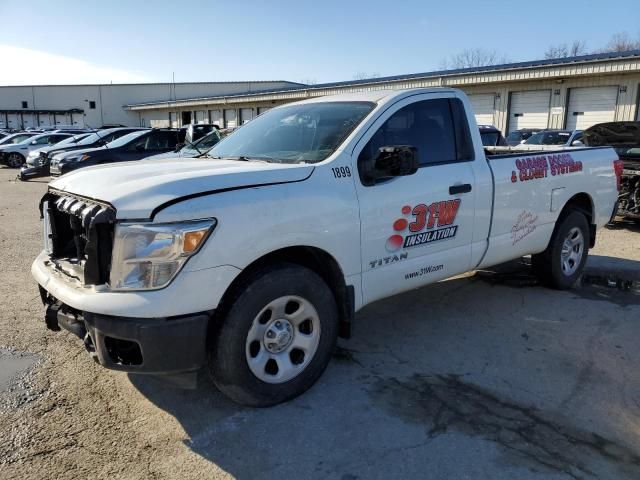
[{"xmin": 353, "ymin": 93, "xmax": 477, "ymax": 304}]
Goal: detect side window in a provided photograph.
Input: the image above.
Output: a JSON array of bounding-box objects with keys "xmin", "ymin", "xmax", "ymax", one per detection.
[
  {"xmin": 358, "ymin": 98, "xmax": 463, "ymax": 169},
  {"xmin": 34, "ymin": 136, "xmax": 50, "ymax": 145},
  {"xmin": 144, "ymin": 131, "xmax": 177, "ymax": 150},
  {"xmin": 49, "ymin": 135, "xmax": 66, "ymax": 144},
  {"xmin": 128, "ymin": 134, "xmax": 148, "ymax": 151},
  {"xmin": 160, "ymin": 131, "xmax": 179, "ymax": 149}
]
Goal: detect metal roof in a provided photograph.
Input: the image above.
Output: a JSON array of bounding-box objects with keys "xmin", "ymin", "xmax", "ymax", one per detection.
[
  {"xmin": 0, "ymin": 80, "xmax": 305, "ymax": 89},
  {"xmin": 126, "ymin": 49, "xmax": 640, "ymax": 110}
]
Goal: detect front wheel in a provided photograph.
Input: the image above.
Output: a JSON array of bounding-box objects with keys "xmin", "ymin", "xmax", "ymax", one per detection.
[
  {"xmin": 208, "ymin": 264, "xmax": 339, "ymax": 407},
  {"xmin": 7, "ymin": 153, "xmax": 25, "ymax": 168},
  {"xmin": 532, "ymin": 210, "xmax": 589, "ymax": 289}
]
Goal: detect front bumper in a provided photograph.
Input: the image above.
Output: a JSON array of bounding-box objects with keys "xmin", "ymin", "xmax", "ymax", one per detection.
[
  {"xmin": 20, "ymin": 163, "xmax": 49, "ymax": 180},
  {"xmin": 41, "ymin": 287, "xmax": 210, "ymax": 375},
  {"xmin": 32, "ymin": 251, "xmax": 240, "ymax": 318}
]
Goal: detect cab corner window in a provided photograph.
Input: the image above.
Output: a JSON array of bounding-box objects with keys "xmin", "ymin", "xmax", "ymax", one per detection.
[{"xmin": 358, "ymin": 98, "xmax": 470, "ymax": 178}]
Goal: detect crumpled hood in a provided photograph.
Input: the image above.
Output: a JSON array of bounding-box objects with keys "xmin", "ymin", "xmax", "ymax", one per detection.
[{"xmin": 49, "ymin": 157, "xmax": 314, "ymax": 219}]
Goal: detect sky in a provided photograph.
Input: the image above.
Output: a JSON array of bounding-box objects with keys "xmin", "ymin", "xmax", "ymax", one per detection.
[{"xmin": 0, "ymin": 0, "xmax": 639, "ymax": 86}]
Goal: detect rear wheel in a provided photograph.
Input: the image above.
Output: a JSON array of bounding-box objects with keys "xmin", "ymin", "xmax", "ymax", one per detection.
[
  {"xmin": 208, "ymin": 264, "xmax": 339, "ymax": 407},
  {"xmin": 7, "ymin": 153, "xmax": 25, "ymax": 168},
  {"xmin": 532, "ymin": 210, "xmax": 589, "ymax": 289}
]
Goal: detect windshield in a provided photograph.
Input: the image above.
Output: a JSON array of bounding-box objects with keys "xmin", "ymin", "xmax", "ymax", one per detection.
[
  {"xmin": 105, "ymin": 130, "xmax": 148, "ymax": 148},
  {"xmin": 3, "ymin": 134, "xmax": 34, "ymax": 145},
  {"xmin": 525, "ymin": 131, "xmax": 571, "ymax": 145},
  {"xmin": 480, "ymin": 132, "xmax": 500, "ymax": 146},
  {"xmin": 207, "ymin": 102, "xmax": 375, "ymax": 163},
  {"xmin": 183, "ymin": 131, "xmax": 221, "ymax": 154},
  {"xmin": 77, "ymin": 132, "xmax": 106, "ymax": 145},
  {"xmin": 53, "ymin": 134, "xmax": 90, "ymax": 147},
  {"xmin": 616, "ymin": 147, "xmax": 640, "ymax": 159}
]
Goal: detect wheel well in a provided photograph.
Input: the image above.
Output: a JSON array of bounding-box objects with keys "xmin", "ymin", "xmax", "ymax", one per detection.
[
  {"xmin": 217, "ymin": 246, "xmax": 354, "ymax": 339},
  {"xmin": 559, "ymin": 193, "xmax": 596, "ymax": 247}
]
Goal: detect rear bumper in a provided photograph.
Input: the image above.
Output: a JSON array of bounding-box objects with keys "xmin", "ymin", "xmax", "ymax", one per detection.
[{"xmin": 41, "ymin": 287, "xmax": 210, "ymax": 375}]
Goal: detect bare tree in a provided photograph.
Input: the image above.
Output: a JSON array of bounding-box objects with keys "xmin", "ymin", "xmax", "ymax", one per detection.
[
  {"xmin": 601, "ymin": 32, "xmax": 640, "ymax": 52},
  {"xmin": 544, "ymin": 40, "xmax": 587, "ymax": 59},
  {"xmin": 589, "ymin": 32, "xmax": 640, "ymax": 53},
  {"xmin": 439, "ymin": 48, "xmax": 510, "ymax": 69},
  {"xmin": 352, "ymin": 72, "xmax": 380, "ymax": 81}
]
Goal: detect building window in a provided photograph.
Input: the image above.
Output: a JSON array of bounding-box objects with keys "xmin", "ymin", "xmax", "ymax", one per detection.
[
  {"xmin": 89, "ymin": 101, "xmax": 96, "ymax": 109},
  {"xmin": 22, "ymin": 101, "xmax": 28, "ymax": 108}
]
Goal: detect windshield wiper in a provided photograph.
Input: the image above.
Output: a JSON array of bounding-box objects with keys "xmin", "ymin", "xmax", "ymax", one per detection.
[{"xmin": 208, "ymin": 155, "xmax": 272, "ymax": 162}]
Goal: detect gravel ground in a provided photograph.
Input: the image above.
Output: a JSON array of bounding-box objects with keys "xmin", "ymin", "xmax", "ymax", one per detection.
[{"xmin": 0, "ymin": 165, "xmax": 639, "ymax": 480}]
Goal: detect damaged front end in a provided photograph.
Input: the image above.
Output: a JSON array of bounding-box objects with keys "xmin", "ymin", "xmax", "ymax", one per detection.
[
  {"xmin": 617, "ymin": 159, "xmax": 640, "ymax": 220},
  {"xmin": 38, "ymin": 190, "xmax": 116, "ymax": 361},
  {"xmin": 35, "ymin": 190, "xmax": 209, "ymax": 384}
]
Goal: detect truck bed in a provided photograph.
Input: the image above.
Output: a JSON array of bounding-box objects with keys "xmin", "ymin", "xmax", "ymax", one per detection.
[{"xmin": 477, "ymin": 146, "xmax": 618, "ymax": 269}]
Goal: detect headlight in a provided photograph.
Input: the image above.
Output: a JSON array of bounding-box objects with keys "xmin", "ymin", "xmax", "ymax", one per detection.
[
  {"xmin": 62, "ymin": 154, "xmax": 89, "ymax": 163},
  {"xmin": 109, "ymin": 219, "xmax": 216, "ymax": 290}
]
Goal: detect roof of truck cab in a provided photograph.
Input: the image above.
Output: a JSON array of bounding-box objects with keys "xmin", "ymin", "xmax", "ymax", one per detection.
[{"xmin": 290, "ymin": 88, "xmax": 459, "ymax": 106}]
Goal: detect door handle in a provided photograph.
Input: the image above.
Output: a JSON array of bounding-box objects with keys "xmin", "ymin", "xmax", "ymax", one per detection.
[{"xmin": 449, "ymin": 183, "xmax": 472, "ymax": 195}]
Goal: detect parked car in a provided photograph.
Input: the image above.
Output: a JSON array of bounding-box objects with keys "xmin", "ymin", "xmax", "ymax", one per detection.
[
  {"xmin": 145, "ymin": 129, "xmax": 222, "ymax": 160},
  {"xmin": 49, "ymin": 128, "xmax": 184, "ymax": 176},
  {"xmin": 1, "ymin": 132, "xmax": 73, "ymax": 167},
  {"xmin": 33, "ymin": 88, "xmax": 619, "ymax": 406},
  {"xmin": 19, "ymin": 133, "xmax": 91, "ymax": 180},
  {"xmin": 20, "ymin": 128, "xmax": 145, "ymax": 180},
  {"xmin": 505, "ymin": 128, "xmax": 542, "ymax": 146},
  {"xmin": 0, "ymin": 132, "xmax": 37, "ymax": 147},
  {"xmin": 583, "ymin": 121, "xmax": 640, "ymax": 221},
  {"xmin": 519, "ymin": 129, "xmax": 584, "ymax": 147},
  {"xmin": 183, "ymin": 123, "xmax": 217, "ymax": 145},
  {"xmin": 478, "ymin": 124, "xmax": 507, "ymax": 146}
]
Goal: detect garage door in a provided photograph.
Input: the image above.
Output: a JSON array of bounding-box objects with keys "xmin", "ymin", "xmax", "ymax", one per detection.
[
  {"xmin": 508, "ymin": 90, "xmax": 551, "ymax": 133},
  {"xmin": 209, "ymin": 109, "xmax": 223, "ymax": 127},
  {"xmin": 224, "ymin": 109, "xmax": 237, "ymax": 128},
  {"xmin": 467, "ymin": 94, "xmax": 495, "ymax": 126},
  {"xmin": 22, "ymin": 113, "xmax": 35, "ymax": 129},
  {"xmin": 565, "ymin": 86, "xmax": 618, "ymax": 130},
  {"xmin": 195, "ymin": 111, "xmax": 207, "ymax": 124},
  {"xmin": 240, "ymin": 108, "xmax": 254, "ymax": 124},
  {"xmin": 54, "ymin": 113, "xmax": 69, "ymax": 126},
  {"xmin": 71, "ymin": 113, "xmax": 84, "ymax": 127},
  {"xmin": 7, "ymin": 113, "xmax": 20, "ymax": 129},
  {"xmin": 169, "ymin": 112, "xmax": 179, "ymax": 128},
  {"xmin": 38, "ymin": 113, "xmax": 53, "ymax": 127}
]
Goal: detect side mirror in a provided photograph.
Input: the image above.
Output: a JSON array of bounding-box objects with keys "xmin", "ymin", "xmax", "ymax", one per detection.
[
  {"xmin": 361, "ymin": 145, "xmax": 419, "ymax": 185},
  {"xmin": 571, "ymin": 140, "xmax": 584, "ymax": 147},
  {"xmin": 519, "ymin": 139, "xmax": 526, "ymax": 144}
]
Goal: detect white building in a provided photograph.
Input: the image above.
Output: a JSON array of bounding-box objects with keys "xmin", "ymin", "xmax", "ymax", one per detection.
[
  {"xmin": 0, "ymin": 80, "xmax": 302, "ymax": 129},
  {"xmin": 4, "ymin": 50, "xmax": 640, "ymax": 134},
  {"xmin": 126, "ymin": 50, "xmax": 640, "ymax": 134}
]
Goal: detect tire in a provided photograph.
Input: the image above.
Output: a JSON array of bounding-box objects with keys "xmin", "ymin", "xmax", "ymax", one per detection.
[
  {"xmin": 7, "ymin": 153, "xmax": 25, "ymax": 168},
  {"xmin": 531, "ymin": 210, "xmax": 589, "ymax": 289},
  {"xmin": 208, "ymin": 264, "xmax": 339, "ymax": 407}
]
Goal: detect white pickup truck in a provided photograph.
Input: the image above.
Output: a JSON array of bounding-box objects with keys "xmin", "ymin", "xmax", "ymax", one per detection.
[{"xmin": 32, "ymin": 88, "xmax": 622, "ymax": 406}]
